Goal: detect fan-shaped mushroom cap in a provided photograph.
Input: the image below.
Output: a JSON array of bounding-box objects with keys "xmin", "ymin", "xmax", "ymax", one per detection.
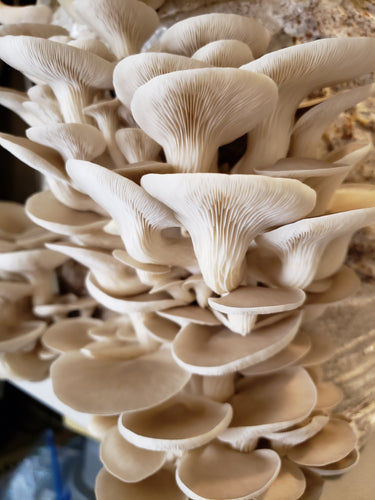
[
  {"xmin": 42, "ymin": 317, "xmax": 102, "ymax": 353},
  {"xmin": 238, "ymin": 37, "xmax": 375, "ymax": 172},
  {"xmin": 26, "ymin": 123, "xmax": 106, "ymax": 162},
  {"xmin": 46, "ymin": 242, "xmax": 148, "ymax": 296},
  {"xmin": 73, "ymin": 0, "xmax": 159, "ymax": 59},
  {"xmin": 208, "ymin": 286, "xmax": 305, "ymax": 335},
  {"xmin": 0, "ymin": 201, "xmax": 36, "ymax": 240},
  {"xmin": 137, "ymin": 313, "xmax": 180, "ymax": 344},
  {"xmin": 0, "ymin": 2, "xmax": 52, "ymax": 24},
  {"xmin": 256, "ymin": 207, "xmax": 375, "ymax": 288},
  {"xmin": 51, "ymin": 347, "xmax": 190, "ymax": 414},
  {"xmin": 160, "ymin": 13, "xmax": 270, "ymax": 58},
  {"xmin": 219, "ymin": 367, "xmax": 317, "ymax": 450},
  {"xmin": 118, "ymin": 392, "xmax": 232, "ymax": 452},
  {"xmin": 0, "ymin": 23, "xmax": 68, "ymax": 39},
  {"xmin": 142, "ymin": 173, "xmax": 315, "ymax": 294},
  {"xmin": 241, "ymin": 332, "xmax": 311, "ymax": 376},
  {"xmin": 315, "ymin": 382, "xmax": 344, "ymax": 412},
  {"xmin": 176, "ymin": 442, "xmax": 280, "ymax": 500},
  {"xmin": 25, "ymin": 190, "xmax": 106, "ymax": 236},
  {"xmin": 96, "ymin": 468, "xmax": 186, "ymax": 500},
  {"xmin": 113, "ymin": 52, "xmax": 207, "ymax": 110},
  {"xmin": 0, "ymin": 36, "xmax": 113, "ymax": 123},
  {"xmin": 101, "ymin": 426, "xmax": 166, "ymax": 482},
  {"xmin": 81, "ymin": 337, "xmax": 150, "ymax": 361},
  {"xmin": 327, "ymin": 183, "xmax": 375, "ymax": 213},
  {"xmin": 287, "ymin": 418, "xmax": 357, "ymax": 467},
  {"xmin": 2, "ymin": 345, "xmax": 51, "ymax": 381},
  {"xmin": 115, "ymin": 128, "xmax": 162, "ymax": 164},
  {"xmin": 192, "ymin": 39, "xmax": 254, "ymax": 67},
  {"xmin": 299, "ymin": 470, "xmax": 324, "ymax": 500},
  {"xmin": 290, "ymin": 84, "xmax": 375, "ymax": 158},
  {"xmin": 0, "ymin": 320, "xmax": 46, "ymax": 353},
  {"xmin": 308, "ymin": 448, "xmax": 359, "ymax": 476},
  {"xmin": 132, "ymin": 68, "xmax": 278, "ymax": 173},
  {"xmin": 256, "ymin": 158, "xmax": 352, "ymax": 217},
  {"xmin": 258, "ymin": 458, "xmax": 306, "ymax": 500},
  {"xmin": 159, "ymin": 305, "xmax": 220, "ymax": 327},
  {"xmin": 172, "ymin": 311, "xmax": 302, "ymax": 376}
]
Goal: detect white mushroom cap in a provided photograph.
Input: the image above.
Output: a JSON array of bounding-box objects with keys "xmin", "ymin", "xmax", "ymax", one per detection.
[
  {"xmin": 132, "ymin": 68, "xmax": 278, "ymax": 173},
  {"xmin": 142, "ymin": 173, "xmax": 316, "ymax": 294},
  {"xmin": 159, "ymin": 13, "xmax": 270, "ymax": 58},
  {"xmin": 0, "ymin": 2, "xmax": 52, "ymax": 24},
  {"xmin": 192, "ymin": 40, "xmax": 254, "ymax": 67},
  {"xmin": 172, "ymin": 311, "xmax": 302, "ymax": 376},
  {"xmin": 176, "ymin": 442, "xmax": 280, "ymax": 500},
  {"xmin": 51, "ymin": 347, "xmax": 191, "ymax": 414},
  {"xmin": 95, "ymin": 468, "xmax": 187, "ymax": 500},
  {"xmin": 258, "ymin": 458, "xmax": 306, "ymax": 500},
  {"xmin": 115, "ymin": 128, "xmax": 162, "ymax": 164},
  {"xmin": 73, "ymin": 0, "xmax": 159, "ymax": 59},
  {"xmin": 219, "ymin": 367, "xmax": 317, "ymax": 450},
  {"xmin": 42, "ymin": 317, "xmax": 103, "ymax": 353},
  {"xmin": 100, "ymin": 426, "xmax": 166, "ymax": 483}
]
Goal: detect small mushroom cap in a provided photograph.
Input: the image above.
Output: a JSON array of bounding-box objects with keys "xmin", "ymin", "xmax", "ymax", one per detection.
[
  {"xmin": 0, "ymin": 320, "xmax": 46, "ymax": 353},
  {"xmin": 315, "ymin": 382, "xmax": 344, "ymax": 412},
  {"xmin": 100, "ymin": 426, "xmax": 166, "ymax": 482},
  {"xmin": 219, "ymin": 368, "xmax": 317, "ymax": 449},
  {"xmin": 0, "ymin": 201, "xmax": 36, "ymax": 239},
  {"xmin": 287, "ymin": 418, "xmax": 357, "ymax": 467},
  {"xmin": 118, "ymin": 392, "xmax": 232, "ymax": 452},
  {"xmin": 258, "ymin": 458, "xmax": 306, "ymax": 500},
  {"xmin": 42, "ymin": 317, "xmax": 102, "ymax": 353},
  {"xmin": 95, "ymin": 468, "xmax": 186, "ymax": 500},
  {"xmin": 160, "ymin": 13, "xmax": 270, "ymax": 58},
  {"xmin": 308, "ymin": 448, "xmax": 359, "ymax": 476},
  {"xmin": 51, "ymin": 347, "xmax": 191, "ymax": 414},
  {"xmin": 172, "ymin": 312, "xmax": 302, "ymax": 376},
  {"xmin": 159, "ymin": 305, "xmax": 220, "ymax": 327},
  {"xmin": 192, "ymin": 39, "xmax": 254, "ymax": 67},
  {"xmin": 25, "ymin": 190, "xmax": 107, "ymax": 236},
  {"xmin": 176, "ymin": 442, "xmax": 280, "ymax": 500},
  {"xmin": 2, "ymin": 346, "xmax": 51, "ymax": 381}
]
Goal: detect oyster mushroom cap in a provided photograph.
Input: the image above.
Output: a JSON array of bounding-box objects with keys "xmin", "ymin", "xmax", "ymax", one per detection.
[
  {"xmin": 159, "ymin": 13, "xmax": 270, "ymax": 58},
  {"xmin": 42, "ymin": 317, "xmax": 103, "ymax": 353},
  {"xmin": 159, "ymin": 305, "xmax": 220, "ymax": 327},
  {"xmin": 0, "ymin": 23, "xmax": 67, "ymax": 38},
  {"xmin": 192, "ymin": 39, "xmax": 254, "ymax": 67},
  {"xmin": 176, "ymin": 442, "xmax": 280, "ymax": 500},
  {"xmin": 51, "ymin": 347, "xmax": 191, "ymax": 414},
  {"xmin": 2, "ymin": 346, "xmax": 51, "ymax": 382},
  {"xmin": 142, "ymin": 173, "xmax": 316, "ymax": 294},
  {"xmin": 132, "ymin": 68, "xmax": 278, "ymax": 173},
  {"xmin": 100, "ymin": 426, "xmax": 166, "ymax": 483},
  {"xmin": 118, "ymin": 392, "xmax": 233, "ymax": 452},
  {"xmin": 258, "ymin": 458, "xmax": 306, "ymax": 500},
  {"xmin": 0, "ymin": 321, "xmax": 46, "ymax": 353}
]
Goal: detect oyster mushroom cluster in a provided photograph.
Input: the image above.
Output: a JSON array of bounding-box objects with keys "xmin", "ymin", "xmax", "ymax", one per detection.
[{"xmin": 0, "ymin": 1, "xmax": 374, "ymax": 498}]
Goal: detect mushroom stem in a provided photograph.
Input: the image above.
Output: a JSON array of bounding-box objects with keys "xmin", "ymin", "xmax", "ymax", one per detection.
[
  {"xmin": 52, "ymin": 83, "xmax": 92, "ymax": 124},
  {"xmin": 213, "ymin": 309, "xmax": 258, "ymax": 336},
  {"xmin": 202, "ymin": 373, "xmax": 235, "ymax": 402},
  {"xmin": 26, "ymin": 270, "xmax": 57, "ymax": 306}
]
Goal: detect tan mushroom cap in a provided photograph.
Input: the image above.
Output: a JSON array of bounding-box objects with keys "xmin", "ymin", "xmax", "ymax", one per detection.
[
  {"xmin": 73, "ymin": 0, "xmax": 159, "ymax": 59},
  {"xmin": 240, "ymin": 332, "xmax": 311, "ymax": 376},
  {"xmin": 287, "ymin": 418, "xmax": 357, "ymax": 467},
  {"xmin": 81, "ymin": 338, "xmax": 149, "ymax": 361},
  {"xmin": 118, "ymin": 392, "xmax": 232, "ymax": 452},
  {"xmin": 315, "ymin": 382, "xmax": 344, "ymax": 412},
  {"xmin": 192, "ymin": 39, "xmax": 254, "ymax": 67},
  {"xmin": 208, "ymin": 286, "xmax": 305, "ymax": 335},
  {"xmin": 0, "ymin": 320, "xmax": 46, "ymax": 353},
  {"xmin": 0, "ymin": 201, "xmax": 35, "ymax": 239},
  {"xmin": 0, "ymin": 281, "xmax": 33, "ymax": 301},
  {"xmin": 95, "ymin": 468, "xmax": 187, "ymax": 500},
  {"xmin": 0, "ymin": 2, "xmax": 52, "ymax": 24},
  {"xmin": 115, "ymin": 128, "xmax": 162, "ymax": 164},
  {"xmin": 141, "ymin": 313, "xmax": 180, "ymax": 343},
  {"xmin": 113, "ymin": 52, "xmax": 207, "ymax": 110},
  {"xmin": 51, "ymin": 347, "xmax": 191, "ymax": 414},
  {"xmin": 114, "ymin": 161, "xmax": 175, "ymax": 185},
  {"xmin": 159, "ymin": 305, "xmax": 220, "ymax": 327},
  {"xmin": 172, "ymin": 311, "xmax": 302, "ymax": 376},
  {"xmin": 176, "ymin": 442, "xmax": 280, "ymax": 500},
  {"xmin": 25, "ymin": 190, "xmax": 107, "ymax": 236},
  {"xmin": 299, "ymin": 470, "xmax": 324, "ymax": 500},
  {"xmin": 220, "ymin": 367, "xmax": 317, "ymax": 449},
  {"xmin": 101, "ymin": 426, "xmax": 166, "ymax": 482},
  {"xmin": 0, "ymin": 23, "xmax": 68, "ymax": 38},
  {"xmin": 2, "ymin": 345, "xmax": 51, "ymax": 381},
  {"xmin": 258, "ymin": 458, "xmax": 306, "ymax": 500},
  {"xmin": 42, "ymin": 317, "xmax": 103, "ymax": 353},
  {"xmin": 142, "ymin": 173, "xmax": 315, "ymax": 294},
  {"xmin": 327, "ymin": 183, "xmax": 375, "ymax": 213},
  {"xmin": 132, "ymin": 68, "xmax": 278, "ymax": 173},
  {"xmin": 160, "ymin": 13, "xmax": 270, "ymax": 58},
  {"xmin": 308, "ymin": 448, "xmax": 359, "ymax": 476},
  {"xmin": 88, "ymin": 315, "xmax": 135, "ymax": 342}
]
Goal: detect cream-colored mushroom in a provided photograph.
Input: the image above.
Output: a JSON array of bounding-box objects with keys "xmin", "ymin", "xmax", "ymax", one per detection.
[
  {"xmin": 0, "ymin": 36, "xmax": 113, "ymax": 123},
  {"xmin": 136, "ymin": 313, "xmax": 180, "ymax": 344},
  {"xmin": 142, "ymin": 173, "xmax": 315, "ymax": 294},
  {"xmin": 327, "ymin": 183, "xmax": 375, "ymax": 213},
  {"xmin": 159, "ymin": 13, "xmax": 270, "ymax": 58},
  {"xmin": 208, "ymin": 286, "xmax": 305, "ymax": 335},
  {"xmin": 258, "ymin": 458, "xmax": 306, "ymax": 500},
  {"xmin": 95, "ymin": 468, "xmax": 187, "ymax": 500},
  {"xmin": 114, "ymin": 161, "xmax": 175, "ymax": 185},
  {"xmin": 307, "ymin": 448, "xmax": 359, "ymax": 477},
  {"xmin": 51, "ymin": 347, "xmax": 191, "ymax": 414},
  {"xmin": 42, "ymin": 317, "xmax": 103, "ymax": 354},
  {"xmin": 0, "ymin": 2, "xmax": 52, "ymax": 24},
  {"xmin": 115, "ymin": 128, "xmax": 162, "ymax": 164},
  {"xmin": 73, "ymin": 0, "xmax": 159, "ymax": 59},
  {"xmin": 172, "ymin": 311, "xmax": 302, "ymax": 376},
  {"xmin": 158, "ymin": 305, "xmax": 220, "ymax": 328},
  {"xmin": 237, "ymin": 37, "xmax": 375, "ymax": 172},
  {"xmin": 101, "ymin": 426, "xmax": 166, "ymax": 483},
  {"xmin": 176, "ymin": 442, "xmax": 280, "ymax": 500},
  {"xmin": 256, "ymin": 207, "xmax": 375, "ymax": 288},
  {"xmin": 118, "ymin": 392, "xmax": 232, "ymax": 452},
  {"xmin": 132, "ymin": 68, "xmax": 278, "ymax": 173},
  {"xmin": 192, "ymin": 39, "xmax": 254, "ymax": 67},
  {"xmin": 219, "ymin": 367, "xmax": 317, "ymax": 451}
]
